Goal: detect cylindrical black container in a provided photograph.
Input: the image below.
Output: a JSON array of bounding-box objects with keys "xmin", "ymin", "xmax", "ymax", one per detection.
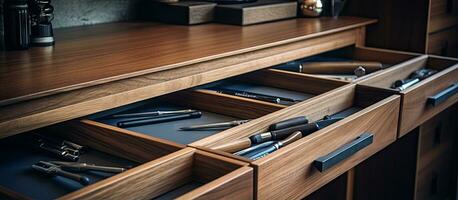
[{"xmin": 4, "ymin": 0, "xmax": 30, "ymax": 50}]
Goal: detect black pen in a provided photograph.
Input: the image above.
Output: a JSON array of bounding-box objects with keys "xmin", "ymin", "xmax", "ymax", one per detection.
[
  {"xmin": 111, "ymin": 109, "xmax": 197, "ymax": 119},
  {"xmin": 117, "ymin": 112, "xmax": 202, "ymax": 128},
  {"xmin": 214, "ymin": 88, "xmax": 299, "ymax": 105}
]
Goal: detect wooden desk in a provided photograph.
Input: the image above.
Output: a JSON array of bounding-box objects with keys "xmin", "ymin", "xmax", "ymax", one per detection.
[{"xmin": 0, "ymin": 17, "xmax": 376, "ymax": 138}]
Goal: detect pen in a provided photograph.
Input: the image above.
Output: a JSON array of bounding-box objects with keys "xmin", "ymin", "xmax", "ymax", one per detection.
[
  {"xmin": 179, "ymin": 119, "xmax": 250, "ymax": 131},
  {"xmin": 111, "ymin": 109, "xmax": 197, "ymax": 119},
  {"xmin": 214, "ymin": 88, "xmax": 299, "ymax": 105},
  {"xmin": 117, "ymin": 111, "xmax": 202, "ymax": 128}
]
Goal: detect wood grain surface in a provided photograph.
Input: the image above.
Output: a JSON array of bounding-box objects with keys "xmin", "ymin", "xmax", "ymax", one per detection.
[
  {"xmin": 60, "ymin": 148, "xmax": 196, "ymax": 200},
  {"xmin": 0, "ymin": 24, "xmax": 362, "ymax": 139},
  {"xmin": 54, "ymin": 120, "xmax": 184, "ymax": 163},
  {"xmin": 0, "ymin": 17, "xmax": 376, "ymax": 106}
]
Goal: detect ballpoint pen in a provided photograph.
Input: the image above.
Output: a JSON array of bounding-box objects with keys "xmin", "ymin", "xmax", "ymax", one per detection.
[
  {"xmin": 32, "ymin": 161, "xmax": 91, "ymax": 186},
  {"xmin": 111, "ymin": 109, "xmax": 197, "ymax": 119},
  {"xmin": 117, "ymin": 111, "xmax": 202, "ymax": 128},
  {"xmin": 214, "ymin": 88, "xmax": 300, "ymax": 105},
  {"xmin": 49, "ymin": 161, "xmax": 127, "ymax": 173},
  {"xmin": 179, "ymin": 119, "xmax": 250, "ymax": 131}
]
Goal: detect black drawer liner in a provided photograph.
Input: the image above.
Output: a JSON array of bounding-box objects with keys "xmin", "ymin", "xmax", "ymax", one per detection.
[{"xmin": 0, "ymin": 135, "xmax": 136, "ymax": 200}]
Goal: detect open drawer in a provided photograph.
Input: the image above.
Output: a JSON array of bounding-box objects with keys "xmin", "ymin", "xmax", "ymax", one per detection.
[
  {"xmin": 189, "ymin": 84, "xmax": 400, "ymax": 199},
  {"xmin": 71, "ymin": 68, "xmax": 347, "ymax": 147},
  {"xmin": 0, "ymin": 125, "xmax": 252, "ymax": 200},
  {"xmin": 358, "ymin": 55, "xmax": 458, "ymax": 137},
  {"xmin": 274, "ymin": 46, "xmax": 421, "ymax": 82}
]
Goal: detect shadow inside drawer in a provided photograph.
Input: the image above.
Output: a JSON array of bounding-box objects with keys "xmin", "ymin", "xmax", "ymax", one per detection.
[
  {"xmin": 0, "ymin": 134, "xmax": 137, "ymax": 200},
  {"xmin": 205, "ymin": 81, "xmax": 314, "ymax": 103},
  {"xmin": 95, "ymin": 102, "xmax": 241, "ymax": 145},
  {"xmin": 154, "ymin": 182, "xmax": 203, "ymax": 200}
]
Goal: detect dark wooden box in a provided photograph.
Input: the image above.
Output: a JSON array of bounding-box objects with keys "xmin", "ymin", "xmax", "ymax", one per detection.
[
  {"xmin": 150, "ymin": 1, "xmax": 217, "ymax": 25},
  {"xmin": 215, "ymin": 0, "xmax": 297, "ymax": 25}
]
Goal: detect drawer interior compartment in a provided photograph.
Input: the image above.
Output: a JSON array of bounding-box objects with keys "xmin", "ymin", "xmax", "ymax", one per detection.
[
  {"xmin": 359, "ymin": 55, "xmax": 458, "ymax": 136},
  {"xmin": 359, "ymin": 55, "xmax": 457, "ymax": 90},
  {"xmin": 190, "ymin": 84, "xmax": 400, "ymax": 199},
  {"xmin": 0, "ymin": 126, "xmax": 252, "ymax": 199},
  {"xmin": 0, "ymin": 126, "xmax": 180, "ymax": 199},
  {"xmin": 195, "ymin": 68, "xmax": 347, "ymax": 108},
  {"xmin": 273, "ymin": 46, "xmax": 420, "ymax": 82},
  {"xmin": 82, "ymin": 68, "xmax": 347, "ymax": 146}
]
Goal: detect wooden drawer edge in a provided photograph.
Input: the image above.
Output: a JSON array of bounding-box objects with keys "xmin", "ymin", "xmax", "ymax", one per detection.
[
  {"xmin": 176, "ymin": 167, "xmax": 254, "ymax": 200},
  {"xmin": 59, "ymin": 148, "xmax": 195, "ymax": 200},
  {"xmin": 255, "ymin": 94, "xmax": 400, "ymax": 164}
]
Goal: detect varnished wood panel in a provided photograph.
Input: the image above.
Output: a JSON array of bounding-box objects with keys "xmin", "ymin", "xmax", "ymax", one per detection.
[
  {"xmin": 399, "ymin": 58, "xmax": 458, "ymax": 136},
  {"xmin": 0, "ymin": 17, "xmax": 376, "ymax": 106},
  {"xmin": 0, "ymin": 28, "xmax": 360, "ymax": 139},
  {"xmin": 178, "ymin": 167, "xmax": 253, "ymax": 200},
  {"xmin": 59, "ymin": 149, "xmax": 196, "ymax": 200}
]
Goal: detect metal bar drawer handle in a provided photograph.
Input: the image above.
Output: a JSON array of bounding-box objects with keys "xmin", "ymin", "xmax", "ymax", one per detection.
[
  {"xmin": 427, "ymin": 83, "xmax": 458, "ymax": 106},
  {"xmin": 314, "ymin": 133, "xmax": 373, "ymax": 172}
]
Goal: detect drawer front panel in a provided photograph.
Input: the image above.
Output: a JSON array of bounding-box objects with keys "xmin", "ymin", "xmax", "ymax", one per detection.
[
  {"xmin": 428, "ymin": 27, "xmax": 458, "ymax": 57},
  {"xmin": 255, "ymin": 95, "xmax": 400, "ymax": 199},
  {"xmin": 418, "ymin": 110, "xmax": 456, "ymax": 162},
  {"xmin": 399, "ymin": 64, "xmax": 458, "ymax": 136},
  {"xmin": 429, "ymin": 0, "xmax": 458, "ymax": 33},
  {"xmin": 415, "ymin": 148, "xmax": 455, "ymax": 200}
]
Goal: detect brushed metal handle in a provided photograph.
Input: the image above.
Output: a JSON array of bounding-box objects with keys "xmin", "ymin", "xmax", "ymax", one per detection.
[
  {"xmin": 427, "ymin": 83, "xmax": 458, "ymax": 106},
  {"xmin": 314, "ymin": 133, "xmax": 373, "ymax": 172}
]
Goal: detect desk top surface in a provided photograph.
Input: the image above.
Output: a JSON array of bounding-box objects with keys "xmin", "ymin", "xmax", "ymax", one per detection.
[{"xmin": 0, "ymin": 17, "xmax": 376, "ymax": 106}]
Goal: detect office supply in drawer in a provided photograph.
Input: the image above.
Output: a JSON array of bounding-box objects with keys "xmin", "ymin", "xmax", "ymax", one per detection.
[
  {"xmin": 214, "ymin": 88, "xmax": 301, "ymax": 105},
  {"xmin": 110, "ymin": 109, "xmax": 197, "ymax": 119},
  {"xmin": 179, "ymin": 119, "xmax": 251, "ymax": 131},
  {"xmin": 214, "ymin": 117, "xmax": 343, "ymax": 153},
  {"xmin": 391, "ymin": 68, "xmax": 437, "ymax": 91},
  {"xmin": 117, "ymin": 111, "xmax": 203, "ymax": 128},
  {"xmin": 248, "ymin": 131, "xmax": 303, "ymax": 160},
  {"xmin": 32, "ymin": 161, "xmax": 91, "ymax": 186},
  {"xmin": 300, "ymin": 61, "xmax": 383, "ymax": 74}
]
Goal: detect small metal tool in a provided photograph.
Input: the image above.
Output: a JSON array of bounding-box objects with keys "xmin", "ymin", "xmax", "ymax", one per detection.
[
  {"xmin": 354, "ymin": 66, "xmax": 366, "ymax": 77},
  {"xmin": 38, "ymin": 142, "xmax": 79, "ymax": 161},
  {"xmin": 179, "ymin": 120, "xmax": 250, "ymax": 131},
  {"xmin": 111, "ymin": 109, "xmax": 197, "ymax": 119},
  {"xmin": 233, "ymin": 141, "xmax": 275, "ymax": 156},
  {"xmin": 32, "ymin": 161, "xmax": 91, "ymax": 185},
  {"xmin": 249, "ymin": 131, "xmax": 303, "ymax": 160},
  {"xmin": 49, "ymin": 161, "xmax": 127, "ymax": 173}
]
